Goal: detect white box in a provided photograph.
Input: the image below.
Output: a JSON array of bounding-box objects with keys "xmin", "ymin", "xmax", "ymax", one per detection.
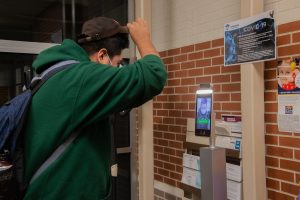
[
  {"xmin": 181, "ymin": 167, "xmax": 201, "ymax": 189},
  {"xmin": 226, "ymin": 163, "xmax": 242, "ymax": 182},
  {"xmin": 215, "ymin": 135, "xmax": 242, "ymax": 151},
  {"xmin": 227, "ymin": 180, "xmax": 242, "ymax": 200},
  {"xmin": 183, "ymin": 153, "xmax": 200, "ymax": 171}
]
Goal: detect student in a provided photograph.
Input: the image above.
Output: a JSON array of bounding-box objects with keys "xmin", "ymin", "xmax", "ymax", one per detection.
[{"xmin": 23, "ymin": 17, "xmax": 167, "ymax": 200}]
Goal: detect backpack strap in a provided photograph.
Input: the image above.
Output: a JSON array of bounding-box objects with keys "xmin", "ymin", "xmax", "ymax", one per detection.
[
  {"xmin": 28, "ymin": 60, "xmax": 80, "ymax": 184},
  {"xmin": 30, "ymin": 60, "xmax": 79, "ymax": 94}
]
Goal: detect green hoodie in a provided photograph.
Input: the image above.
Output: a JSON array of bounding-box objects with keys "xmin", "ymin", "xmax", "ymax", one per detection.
[{"xmin": 24, "ymin": 39, "xmax": 166, "ymax": 200}]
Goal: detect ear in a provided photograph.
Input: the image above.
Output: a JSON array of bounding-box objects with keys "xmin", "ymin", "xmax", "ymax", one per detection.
[{"xmin": 97, "ymin": 48, "xmax": 109, "ymax": 64}]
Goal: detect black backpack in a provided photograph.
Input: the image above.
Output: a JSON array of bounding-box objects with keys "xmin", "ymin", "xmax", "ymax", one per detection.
[{"xmin": 0, "ymin": 60, "xmax": 78, "ymax": 199}]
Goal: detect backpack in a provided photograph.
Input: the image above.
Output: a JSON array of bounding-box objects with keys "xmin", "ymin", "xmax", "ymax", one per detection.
[{"xmin": 0, "ymin": 60, "xmax": 79, "ymax": 200}]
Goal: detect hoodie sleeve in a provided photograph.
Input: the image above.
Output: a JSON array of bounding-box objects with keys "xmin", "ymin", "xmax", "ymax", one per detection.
[{"xmin": 72, "ymin": 54, "xmax": 167, "ymax": 127}]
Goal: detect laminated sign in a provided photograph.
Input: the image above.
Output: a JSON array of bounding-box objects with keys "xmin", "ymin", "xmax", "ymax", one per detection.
[{"xmin": 224, "ymin": 10, "xmax": 276, "ymax": 66}]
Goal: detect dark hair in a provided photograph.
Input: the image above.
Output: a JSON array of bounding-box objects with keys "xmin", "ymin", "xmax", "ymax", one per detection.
[{"xmin": 78, "ymin": 33, "xmax": 129, "ymax": 57}]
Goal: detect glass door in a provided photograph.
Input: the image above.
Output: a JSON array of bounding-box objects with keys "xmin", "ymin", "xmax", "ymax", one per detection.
[{"xmin": 0, "ymin": 1, "xmax": 136, "ymax": 200}]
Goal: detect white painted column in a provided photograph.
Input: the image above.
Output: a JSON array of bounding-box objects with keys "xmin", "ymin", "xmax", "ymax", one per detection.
[
  {"xmin": 240, "ymin": 0, "xmax": 267, "ymax": 199},
  {"xmin": 135, "ymin": 0, "xmax": 154, "ymax": 200}
]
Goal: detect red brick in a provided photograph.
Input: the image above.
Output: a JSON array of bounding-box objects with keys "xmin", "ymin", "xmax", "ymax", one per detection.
[
  {"xmin": 264, "ymin": 92, "xmax": 277, "ymax": 101},
  {"xmin": 265, "ymin": 103, "xmax": 277, "ymax": 112},
  {"xmin": 276, "ymin": 34, "xmax": 291, "ymax": 46},
  {"xmin": 153, "ymin": 131, "xmax": 163, "ymax": 139},
  {"xmin": 158, "ymin": 168, "xmax": 169, "ymax": 176},
  {"xmin": 169, "ymin": 125, "xmax": 182, "ymax": 133},
  {"xmin": 175, "ymin": 103, "xmax": 188, "ymax": 110},
  {"xmin": 181, "ymin": 78, "xmax": 195, "ymax": 85},
  {"xmin": 222, "ymin": 83, "xmax": 240, "ymax": 92},
  {"xmin": 266, "ymin": 178, "xmax": 280, "ymax": 190},
  {"xmin": 265, "ymin": 80, "xmax": 278, "ymax": 90},
  {"xmin": 293, "ymin": 32, "xmax": 300, "ymax": 43},
  {"xmin": 169, "ymin": 110, "xmax": 182, "ymax": 117},
  {"xmin": 231, "ymin": 93, "xmax": 241, "ymax": 101},
  {"xmin": 158, "ymin": 153, "xmax": 170, "ymax": 162},
  {"xmin": 264, "ymin": 69, "xmax": 277, "ymax": 79},
  {"xmin": 176, "ymin": 165, "xmax": 183, "ymax": 173},
  {"xmin": 156, "ymin": 95, "xmax": 168, "ymax": 101},
  {"xmin": 266, "ymin": 156, "xmax": 279, "ymax": 167},
  {"xmin": 153, "ymin": 117, "xmax": 163, "ymax": 124},
  {"xmin": 280, "ymin": 137, "xmax": 300, "ymax": 148},
  {"xmin": 164, "ymin": 147, "xmax": 176, "ymax": 156},
  {"xmin": 159, "ymin": 51, "xmax": 167, "ymax": 57},
  {"xmin": 221, "ymin": 47, "xmax": 224, "ymax": 55},
  {"xmin": 267, "ymin": 146, "xmax": 293, "ymax": 158},
  {"xmin": 170, "ymin": 172, "xmax": 182, "ymax": 180},
  {"xmin": 278, "ymin": 44, "xmax": 300, "ymax": 57},
  {"xmin": 156, "ymin": 124, "xmax": 169, "ymax": 132},
  {"xmin": 188, "ymin": 52, "xmax": 203, "ymax": 60},
  {"xmin": 212, "ymin": 38, "xmax": 224, "ymax": 47},
  {"xmin": 295, "ymin": 150, "xmax": 300, "ymax": 160},
  {"xmin": 196, "ymin": 59, "xmax": 211, "ymax": 67},
  {"xmin": 214, "ymin": 93, "xmax": 230, "ymax": 101},
  {"xmin": 212, "ymin": 56, "xmax": 224, "ymax": 65},
  {"xmin": 181, "ymin": 61, "xmax": 196, "ymax": 69},
  {"xmin": 174, "ymin": 54, "xmax": 188, "ymax": 62},
  {"xmin": 222, "ymin": 103, "xmax": 241, "ymax": 111},
  {"xmin": 164, "ymin": 162, "xmax": 175, "ymax": 171},
  {"xmin": 168, "ymin": 63, "xmax": 181, "ymax": 71},
  {"xmin": 204, "ymin": 66, "xmax": 220, "ymax": 75},
  {"xmin": 221, "ymin": 65, "xmax": 240, "ymax": 73},
  {"xmin": 182, "ymin": 111, "xmax": 195, "ymax": 118},
  {"xmin": 163, "ymin": 103, "xmax": 174, "ymax": 109},
  {"xmin": 196, "ymin": 76, "xmax": 212, "ymax": 84},
  {"xmin": 154, "ymin": 174, "xmax": 163, "ymax": 182},
  {"xmin": 296, "ymin": 173, "xmax": 300, "ymax": 182},
  {"xmin": 181, "ymin": 94, "xmax": 195, "ymax": 102},
  {"xmin": 176, "ymin": 134, "xmax": 185, "ymax": 142},
  {"xmin": 266, "ymin": 124, "xmax": 278, "ymax": 134},
  {"xmin": 214, "ymin": 103, "xmax": 221, "ymax": 110},
  {"xmin": 154, "ymin": 159, "xmax": 163, "ymax": 167},
  {"xmin": 265, "ymin": 60, "xmax": 278, "ymax": 69},
  {"xmin": 168, "ymin": 48, "xmax": 181, "ymax": 56},
  {"xmin": 230, "ymin": 73, "xmax": 240, "ymax": 82},
  {"xmin": 189, "ymin": 86, "xmax": 199, "ymax": 93},
  {"xmin": 188, "ymin": 68, "xmax": 203, "ymax": 76},
  {"xmin": 265, "ymin": 135, "xmax": 278, "ymax": 145},
  {"xmin": 189, "ymin": 102, "xmax": 195, "ymax": 110},
  {"xmin": 175, "ymin": 87, "xmax": 189, "ymax": 94},
  {"xmin": 195, "ymin": 41, "xmax": 211, "ymax": 51},
  {"xmin": 204, "ymin": 48, "xmax": 220, "ymax": 58},
  {"xmin": 212, "ymin": 74, "xmax": 230, "ymax": 83},
  {"xmin": 278, "ymin": 21, "xmax": 300, "ymax": 34},
  {"xmin": 163, "ymin": 117, "xmax": 175, "ymax": 125},
  {"xmin": 164, "ymin": 177, "xmax": 176, "ymax": 187},
  {"xmin": 268, "ymin": 190, "xmax": 294, "ymax": 200},
  {"xmin": 168, "ymin": 95, "xmax": 181, "ymax": 102},
  {"xmin": 265, "ymin": 113, "xmax": 277, "ymax": 123},
  {"xmin": 164, "ymin": 132, "xmax": 175, "ymax": 140},
  {"xmin": 281, "ymin": 182, "xmax": 299, "ymax": 196},
  {"xmin": 267, "ymin": 168, "xmax": 294, "ymax": 182},
  {"xmin": 153, "ymin": 103, "xmax": 162, "ymax": 109},
  {"xmin": 168, "ymin": 79, "xmax": 181, "ymax": 86},
  {"xmin": 163, "ymin": 57, "xmax": 174, "ymax": 64},
  {"xmin": 157, "ymin": 110, "xmax": 168, "ymax": 117},
  {"xmin": 175, "ymin": 70, "xmax": 188, "ymax": 78},
  {"xmin": 181, "ymin": 44, "xmax": 195, "ymax": 53},
  {"xmin": 168, "ymin": 72, "xmax": 174, "ymax": 79},
  {"xmin": 169, "ymin": 141, "xmax": 182, "ymax": 148},
  {"xmin": 163, "ymin": 87, "xmax": 175, "ymax": 94},
  {"xmin": 170, "ymin": 156, "xmax": 182, "ymax": 165},
  {"xmin": 175, "ymin": 118, "xmax": 187, "ymax": 126}
]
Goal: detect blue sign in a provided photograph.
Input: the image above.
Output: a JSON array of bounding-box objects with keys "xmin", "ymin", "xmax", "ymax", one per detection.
[{"xmin": 224, "ymin": 10, "xmax": 276, "ymax": 66}]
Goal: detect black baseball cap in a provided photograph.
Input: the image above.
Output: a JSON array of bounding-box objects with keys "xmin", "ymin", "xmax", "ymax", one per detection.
[{"xmin": 77, "ymin": 17, "xmax": 128, "ymax": 44}]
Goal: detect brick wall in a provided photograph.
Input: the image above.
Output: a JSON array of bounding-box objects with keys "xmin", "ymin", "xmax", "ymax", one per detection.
[
  {"xmin": 265, "ymin": 20, "xmax": 300, "ymax": 200},
  {"xmin": 153, "ymin": 20, "xmax": 300, "ymax": 199}
]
